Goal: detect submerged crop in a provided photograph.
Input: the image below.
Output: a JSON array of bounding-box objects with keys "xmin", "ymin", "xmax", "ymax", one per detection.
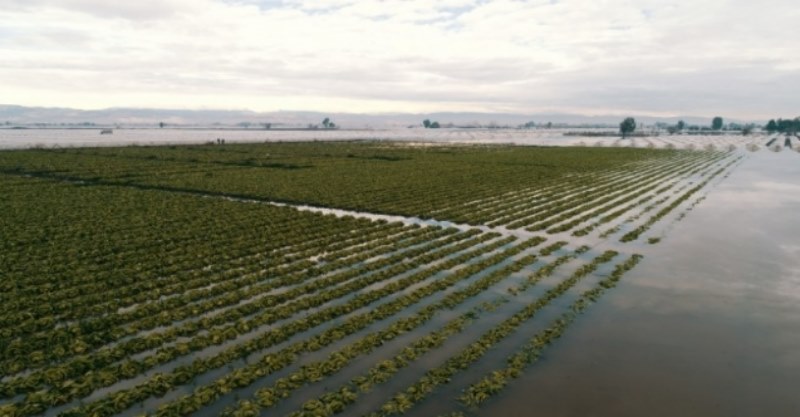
[{"xmin": 0, "ymin": 141, "xmax": 740, "ymax": 417}]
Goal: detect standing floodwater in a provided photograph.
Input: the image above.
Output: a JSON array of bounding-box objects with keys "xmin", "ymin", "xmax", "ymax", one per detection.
[{"xmin": 480, "ymin": 150, "xmax": 800, "ymax": 417}]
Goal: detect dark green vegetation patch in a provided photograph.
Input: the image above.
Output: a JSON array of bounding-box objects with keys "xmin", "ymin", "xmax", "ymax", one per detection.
[
  {"xmin": 1, "ymin": 142, "xmax": 682, "ymax": 223},
  {"xmin": 0, "ymin": 142, "xmax": 739, "ymax": 417}
]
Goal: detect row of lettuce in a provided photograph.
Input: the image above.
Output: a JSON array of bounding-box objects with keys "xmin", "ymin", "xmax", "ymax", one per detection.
[
  {"xmin": 0, "ymin": 142, "xmax": 731, "ymax": 239},
  {"xmin": 0, "ymin": 141, "xmax": 725, "ymax": 416}
]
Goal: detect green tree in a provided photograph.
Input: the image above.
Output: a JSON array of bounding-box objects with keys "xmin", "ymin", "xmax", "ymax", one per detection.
[
  {"xmin": 430, "ymin": 121, "xmax": 441, "ymax": 128},
  {"xmin": 322, "ymin": 118, "xmax": 331, "ymax": 128},
  {"xmin": 765, "ymin": 119, "xmax": 777, "ymax": 133},
  {"xmin": 774, "ymin": 117, "xmax": 800, "ymax": 134},
  {"xmin": 423, "ymin": 119, "xmax": 431, "ymax": 128},
  {"xmin": 619, "ymin": 117, "xmax": 636, "ymax": 138},
  {"xmin": 712, "ymin": 116, "xmax": 724, "ymax": 130},
  {"xmin": 668, "ymin": 120, "xmax": 685, "ymax": 134}
]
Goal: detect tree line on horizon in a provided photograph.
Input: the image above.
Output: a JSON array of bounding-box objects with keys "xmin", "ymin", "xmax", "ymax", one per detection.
[
  {"xmin": 765, "ymin": 117, "xmax": 800, "ymax": 134},
  {"xmin": 617, "ymin": 115, "xmax": 773, "ymax": 137}
]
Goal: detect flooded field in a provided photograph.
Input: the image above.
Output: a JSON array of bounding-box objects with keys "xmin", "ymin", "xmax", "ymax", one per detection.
[
  {"xmin": 481, "ymin": 151, "xmax": 800, "ymax": 416},
  {"xmin": 0, "ymin": 127, "xmax": 790, "ymax": 150},
  {"xmin": 0, "ymin": 139, "xmax": 796, "ymax": 417}
]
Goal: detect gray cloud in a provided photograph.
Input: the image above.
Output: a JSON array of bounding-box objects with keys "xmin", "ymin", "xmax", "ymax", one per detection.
[{"xmin": 0, "ymin": 0, "xmax": 798, "ymax": 118}]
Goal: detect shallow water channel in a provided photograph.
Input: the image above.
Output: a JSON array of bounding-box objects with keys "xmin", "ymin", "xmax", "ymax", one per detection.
[{"xmin": 480, "ymin": 150, "xmax": 800, "ymax": 416}]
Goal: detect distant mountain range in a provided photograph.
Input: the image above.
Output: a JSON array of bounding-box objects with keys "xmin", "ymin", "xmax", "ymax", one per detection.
[{"xmin": 0, "ymin": 105, "xmax": 747, "ymax": 128}]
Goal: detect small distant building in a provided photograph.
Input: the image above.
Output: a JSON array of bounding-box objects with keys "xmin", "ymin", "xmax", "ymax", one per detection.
[{"xmin": 100, "ymin": 129, "xmax": 113, "ymax": 135}]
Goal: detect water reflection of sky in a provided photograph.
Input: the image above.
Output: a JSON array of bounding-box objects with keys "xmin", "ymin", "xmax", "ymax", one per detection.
[
  {"xmin": 0, "ymin": 128, "xmax": 791, "ymax": 150},
  {"xmin": 626, "ymin": 151, "xmax": 800, "ymax": 308},
  {"xmin": 713, "ymin": 180, "xmax": 800, "ymax": 208},
  {"xmin": 482, "ymin": 151, "xmax": 800, "ymax": 417}
]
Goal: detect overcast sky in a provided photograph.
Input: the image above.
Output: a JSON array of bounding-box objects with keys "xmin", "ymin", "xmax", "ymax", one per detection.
[{"xmin": 1, "ymin": 0, "xmax": 798, "ymax": 119}]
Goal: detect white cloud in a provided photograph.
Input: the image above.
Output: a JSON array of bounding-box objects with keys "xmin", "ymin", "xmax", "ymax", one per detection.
[
  {"xmin": 1, "ymin": 0, "xmax": 203, "ymax": 19},
  {"xmin": 0, "ymin": 0, "xmax": 798, "ymax": 117}
]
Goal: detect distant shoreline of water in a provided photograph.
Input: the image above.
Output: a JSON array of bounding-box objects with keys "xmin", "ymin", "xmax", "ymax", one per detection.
[{"xmin": 0, "ymin": 127, "xmax": 771, "ymax": 150}]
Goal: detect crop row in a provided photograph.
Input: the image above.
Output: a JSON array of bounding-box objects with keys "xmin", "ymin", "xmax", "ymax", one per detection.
[
  {"xmin": 0, "ymin": 179, "xmax": 413, "ymax": 324},
  {"xmin": 0, "ymin": 219, "xmax": 415, "ymax": 340},
  {"xmin": 23, "ymin": 235, "xmax": 537, "ymax": 417},
  {"xmin": 499, "ymin": 152, "xmax": 720, "ymax": 231},
  {"xmin": 570, "ymin": 150, "xmax": 730, "ymax": 237},
  {"xmin": 596, "ymin": 152, "xmax": 735, "ymax": 240},
  {"xmin": 477, "ymin": 151, "xmax": 713, "ymax": 229},
  {"xmin": 0, "ymin": 142, "xmax": 737, "ymax": 417},
  {"xmin": 363, "ymin": 249, "xmax": 621, "ymax": 417},
  {"xmin": 193, "ymin": 245, "xmax": 551, "ymax": 417},
  {"xmin": 544, "ymin": 152, "xmax": 728, "ymax": 234},
  {"xmin": 459, "ymin": 254, "xmax": 643, "ymax": 408},
  {"xmin": 1, "ymin": 224, "xmax": 455, "ymax": 366},
  {"xmin": 452, "ymin": 165, "xmax": 635, "ymax": 226},
  {"xmin": 0, "ymin": 226, "xmax": 457, "ymax": 396},
  {"xmin": 619, "ymin": 155, "xmax": 741, "ymax": 242},
  {"xmin": 222, "ymin": 240, "xmax": 574, "ymax": 417},
  {"xmin": 428, "ymin": 150, "xmax": 717, "ymax": 227},
  {"xmin": 0, "ymin": 143, "xmax": 692, "ymax": 228},
  {"xmin": 476, "ymin": 157, "xmax": 678, "ymax": 229},
  {"xmin": 528, "ymin": 152, "xmax": 725, "ymax": 232},
  {"xmin": 0, "ymin": 228, "xmax": 482, "ymax": 406},
  {"xmin": 0, "ymin": 226, "xmax": 432, "ymax": 352}
]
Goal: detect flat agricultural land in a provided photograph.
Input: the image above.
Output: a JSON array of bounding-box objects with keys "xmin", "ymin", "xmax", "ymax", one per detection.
[{"xmin": 1, "ymin": 140, "xmax": 794, "ymax": 417}]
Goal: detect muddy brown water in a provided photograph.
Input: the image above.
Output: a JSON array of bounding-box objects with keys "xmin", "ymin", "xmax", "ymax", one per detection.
[{"xmin": 480, "ymin": 151, "xmax": 800, "ymax": 417}]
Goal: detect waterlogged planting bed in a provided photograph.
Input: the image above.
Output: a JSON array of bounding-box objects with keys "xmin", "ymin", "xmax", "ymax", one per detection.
[{"xmin": 0, "ymin": 142, "xmax": 741, "ymax": 417}]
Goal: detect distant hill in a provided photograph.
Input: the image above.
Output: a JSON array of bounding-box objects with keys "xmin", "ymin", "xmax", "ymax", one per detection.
[{"xmin": 0, "ymin": 104, "xmax": 744, "ymax": 128}]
